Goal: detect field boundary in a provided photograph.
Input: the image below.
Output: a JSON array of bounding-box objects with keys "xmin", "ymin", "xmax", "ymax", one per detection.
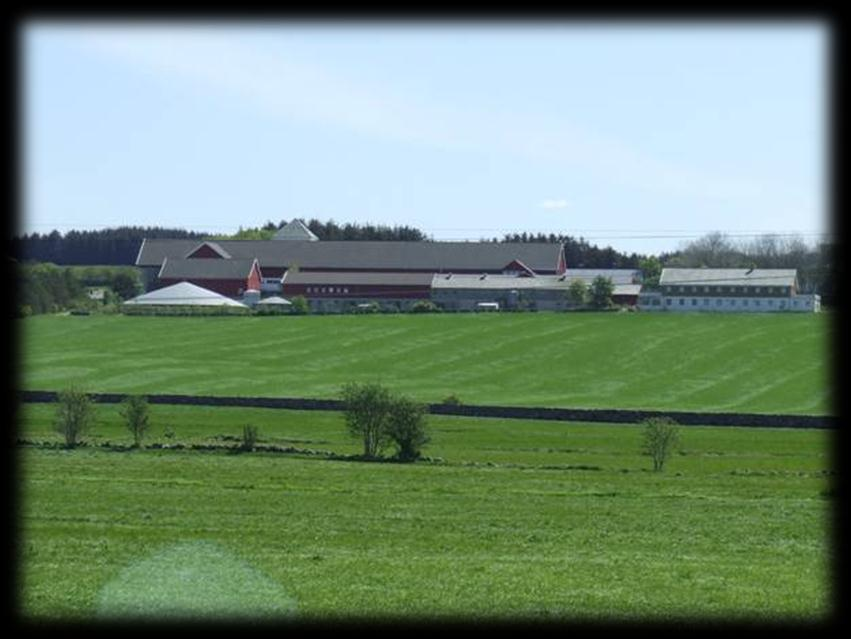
[{"xmin": 19, "ymin": 390, "xmax": 835, "ymax": 429}]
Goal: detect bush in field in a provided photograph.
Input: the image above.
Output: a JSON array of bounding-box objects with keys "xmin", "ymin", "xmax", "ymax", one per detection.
[
  {"xmin": 289, "ymin": 296, "xmax": 309, "ymax": 315},
  {"xmin": 241, "ymin": 425, "xmax": 258, "ymax": 452},
  {"xmin": 54, "ymin": 387, "xmax": 94, "ymax": 448},
  {"xmin": 641, "ymin": 417, "xmax": 680, "ymax": 472},
  {"xmin": 341, "ymin": 382, "xmax": 394, "ymax": 458},
  {"xmin": 441, "ymin": 394, "xmax": 462, "ymax": 406},
  {"xmin": 120, "ymin": 395, "xmax": 150, "ymax": 448},
  {"xmin": 386, "ymin": 396, "xmax": 429, "ymax": 462},
  {"xmin": 410, "ymin": 300, "xmax": 441, "ymax": 313}
]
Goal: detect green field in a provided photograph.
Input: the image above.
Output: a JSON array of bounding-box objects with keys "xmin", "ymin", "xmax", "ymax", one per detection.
[
  {"xmin": 18, "ymin": 403, "xmax": 832, "ymax": 621},
  {"xmin": 19, "ymin": 312, "xmax": 833, "ymax": 414}
]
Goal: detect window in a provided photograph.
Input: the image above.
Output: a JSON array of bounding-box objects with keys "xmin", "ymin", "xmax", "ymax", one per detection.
[
  {"xmin": 344, "ymin": 288, "xmax": 349, "ymax": 294},
  {"xmin": 679, "ymin": 298, "xmax": 684, "ymax": 305},
  {"xmin": 691, "ymin": 299, "xmax": 697, "ymax": 306},
  {"xmin": 743, "ymin": 299, "xmax": 749, "ymax": 307},
  {"xmin": 730, "ymin": 299, "xmax": 736, "ymax": 306},
  {"xmin": 716, "ymin": 286, "xmax": 723, "ymax": 293},
  {"xmin": 678, "ymin": 286, "xmax": 684, "ymax": 292},
  {"xmin": 716, "ymin": 299, "xmax": 722, "ymax": 307},
  {"xmin": 691, "ymin": 286, "xmax": 698, "ymax": 293},
  {"xmin": 703, "ymin": 299, "xmax": 710, "ymax": 306},
  {"xmin": 666, "ymin": 299, "xmax": 672, "ymax": 306},
  {"xmin": 652, "ymin": 298, "xmax": 660, "ymax": 306},
  {"xmin": 755, "ymin": 287, "xmax": 761, "ymax": 293},
  {"xmin": 768, "ymin": 299, "xmax": 774, "ymax": 306},
  {"xmin": 755, "ymin": 299, "xmax": 761, "ymax": 306},
  {"xmin": 704, "ymin": 286, "xmax": 710, "ymax": 293}
]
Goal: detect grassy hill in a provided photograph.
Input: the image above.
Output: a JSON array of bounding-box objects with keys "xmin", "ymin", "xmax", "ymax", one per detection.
[{"xmin": 18, "ymin": 312, "xmax": 833, "ymax": 415}]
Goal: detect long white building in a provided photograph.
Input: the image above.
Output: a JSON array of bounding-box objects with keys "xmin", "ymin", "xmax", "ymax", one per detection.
[{"xmin": 638, "ymin": 268, "xmax": 820, "ymax": 313}]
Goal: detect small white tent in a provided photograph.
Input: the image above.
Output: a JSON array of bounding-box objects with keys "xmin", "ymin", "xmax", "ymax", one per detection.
[
  {"xmin": 123, "ymin": 281, "xmax": 248, "ymax": 307},
  {"xmin": 256, "ymin": 296, "xmax": 292, "ymax": 306}
]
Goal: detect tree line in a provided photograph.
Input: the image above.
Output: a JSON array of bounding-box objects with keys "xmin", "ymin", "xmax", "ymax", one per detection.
[
  {"xmin": 17, "ymin": 262, "xmax": 142, "ymax": 316},
  {"xmin": 13, "ymin": 227, "xmax": 209, "ymax": 266},
  {"xmin": 12, "ymin": 224, "xmax": 836, "ymax": 301}
]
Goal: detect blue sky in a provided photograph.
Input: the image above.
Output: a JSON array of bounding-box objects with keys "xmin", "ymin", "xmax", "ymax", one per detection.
[{"xmin": 22, "ymin": 21, "xmax": 828, "ymax": 255}]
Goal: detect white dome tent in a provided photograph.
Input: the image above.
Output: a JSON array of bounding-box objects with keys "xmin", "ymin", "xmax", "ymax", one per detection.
[{"xmin": 123, "ymin": 281, "xmax": 249, "ymax": 308}]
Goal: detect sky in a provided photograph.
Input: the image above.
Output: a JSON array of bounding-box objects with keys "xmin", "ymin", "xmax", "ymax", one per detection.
[{"xmin": 21, "ymin": 21, "xmax": 829, "ymax": 255}]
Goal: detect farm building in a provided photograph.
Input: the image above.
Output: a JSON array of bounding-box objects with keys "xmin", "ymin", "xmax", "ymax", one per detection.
[
  {"xmin": 123, "ymin": 281, "xmax": 249, "ymax": 308},
  {"xmin": 156, "ymin": 257, "xmax": 263, "ymax": 298},
  {"xmin": 281, "ymin": 271, "xmax": 434, "ymax": 312},
  {"xmin": 431, "ymin": 269, "xmax": 642, "ymax": 311},
  {"xmin": 638, "ymin": 268, "xmax": 820, "ymax": 312},
  {"xmin": 135, "ymin": 229, "xmax": 567, "ymax": 298}
]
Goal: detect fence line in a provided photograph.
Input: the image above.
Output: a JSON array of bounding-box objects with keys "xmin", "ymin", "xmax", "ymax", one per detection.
[{"xmin": 18, "ymin": 390, "xmax": 834, "ymax": 429}]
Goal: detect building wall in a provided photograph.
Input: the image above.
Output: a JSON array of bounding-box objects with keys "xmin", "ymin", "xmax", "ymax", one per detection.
[
  {"xmin": 247, "ymin": 264, "xmax": 262, "ymax": 292},
  {"xmin": 640, "ymin": 293, "xmax": 819, "ymax": 312},
  {"xmin": 282, "ymin": 283, "xmax": 431, "ymax": 300}
]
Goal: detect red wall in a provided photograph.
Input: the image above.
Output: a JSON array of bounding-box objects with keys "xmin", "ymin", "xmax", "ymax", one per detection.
[
  {"xmin": 247, "ymin": 263, "xmax": 262, "ymax": 291},
  {"xmin": 282, "ymin": 283, "xmax": 431, "ymax": 299}
]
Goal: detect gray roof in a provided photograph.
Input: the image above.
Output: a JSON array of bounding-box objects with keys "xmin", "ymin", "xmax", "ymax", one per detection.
[
  {"xmin": 659, "ymin": 268, "xmax": 798, "ymax": 288},
  {"xmin": 273, "ymin": 219, "xmax": 319, "ymax": 241},
  {"xmin": 123, "ymin": 282, "xmax": 248, "ymax": 307},
  {"xmin": 561, "ymin": 269, "xmax": 640, "ymax": 285},
  {"xmin": 137, "ymin": 239, "xmax": 564, "ymax": 272},
  {"xmin": 158, "ymin": 258, "xmax": 258, "ymax": 280},
  {"xmin": 284, "ymin": 271, "xmax": 434, "ymax": 286},
  {"xmin": 184, "ymin": 241, "xmax": 232, "ymax": 258},
  {"xmin": 431, "ymin": 271, "xmax": 640, "ymax": 290}
]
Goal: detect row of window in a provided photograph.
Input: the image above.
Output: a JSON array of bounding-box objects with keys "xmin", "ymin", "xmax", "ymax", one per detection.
[
  {"xmin": 306, "ymin": 286, "xmax": 350, "ymax": 294},
  {"xmin": 664, "ymin": 298, "xmax": 798, "ymax": 308},
  {"xmin": 666, "ymin": 285, "xmax": 788, "ymax": 295}
]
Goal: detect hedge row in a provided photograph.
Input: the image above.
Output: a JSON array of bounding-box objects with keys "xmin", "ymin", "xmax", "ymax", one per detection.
[{"xmin": 19, "ymin": 390, "xmax": 835, "ymax": 429}]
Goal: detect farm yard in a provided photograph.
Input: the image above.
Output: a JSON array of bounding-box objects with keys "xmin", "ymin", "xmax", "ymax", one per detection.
[
  {"xmin": 16, "ymin": 311, "xmax": 834, "ymax": 622},
  {"xmin": 19, "ymin": 312, "xmax": 832, "ymax": 415}
]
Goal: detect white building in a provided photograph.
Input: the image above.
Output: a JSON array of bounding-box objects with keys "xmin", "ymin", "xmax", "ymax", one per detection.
[{"xmin": 639, "ymin": 268, "xmax": 820, "ymax": 313}]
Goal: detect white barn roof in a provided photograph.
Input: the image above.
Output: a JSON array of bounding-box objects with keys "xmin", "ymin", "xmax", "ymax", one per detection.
[
  {"xmin": 256, "ymin": 296, "xmax": 292, "ymax": 305},
  {"xmin": 273, "ymin": 219, "xmax": 319, "ymax": 241},
  {"xmin": 660, "ymin": 268, "xmax": 797, "ymax": 288},
  {"xmin": 123, "ymin": 281, "xmax": 248, "ymax": 307}
]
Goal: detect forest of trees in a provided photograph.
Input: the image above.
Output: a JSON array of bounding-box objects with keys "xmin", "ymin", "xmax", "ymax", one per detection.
[{"xmin": 13, "ymin": 227, "xmax": 208, "ymax": 266}]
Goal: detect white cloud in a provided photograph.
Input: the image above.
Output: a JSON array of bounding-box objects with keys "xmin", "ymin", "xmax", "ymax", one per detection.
[{"xmin": 540, "ymin": 199, "xmax": 569, "ymax": 210}]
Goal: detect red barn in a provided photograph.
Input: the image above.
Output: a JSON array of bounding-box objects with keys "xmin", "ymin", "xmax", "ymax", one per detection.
[{"xmin": 156, "ymin": 257, "xmax": 262, "ymax": 298}]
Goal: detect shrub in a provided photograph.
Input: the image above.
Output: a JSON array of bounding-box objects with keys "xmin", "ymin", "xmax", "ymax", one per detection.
[
  {"xmin": 386, "ymin": 396, "xmax": 429, "ymax": 462},
  {"xmin": 441, "ymin": 394, "xmax": 463, "ymax": 406},
  {"xmin": 641, "ymin": 417, "xmax": 680, "ymax": 472},
  {"xmin": 341, "ymin": 382, "xmax": 394, "ymax": 458},
  {"xmin": 120, "ymin": 395, "xmax": 150, "ymax": 448},
  {"xmin": 241, "ymin": 425, "xmax": 258, "ymax": 451},
  {"xmin": 289, "ymin": 296, "xmax": 310, "ymax": 315},
  {"xmin": 54, "ymin": 387, "xmax": 94, "ymax": 448},
  {"xmin": 410, "ymin": 300, "xmax": 441, "ymax": 313},
  {"xmin": 163, "ymin": 425, "xmax": 175, "ymax": 441},
  {"xmin": 589, "ymin": 276, "xmax": 615, "ymax": 309}
]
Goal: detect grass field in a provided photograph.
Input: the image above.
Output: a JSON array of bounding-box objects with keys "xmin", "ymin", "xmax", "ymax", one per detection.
[
  {"xmin": 18, "ymin": 403, "xmax": 832, "ymax": 621},
  {"xmin": 18, "ymin": 312, "xmax": 833, "ymax": 414}
]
